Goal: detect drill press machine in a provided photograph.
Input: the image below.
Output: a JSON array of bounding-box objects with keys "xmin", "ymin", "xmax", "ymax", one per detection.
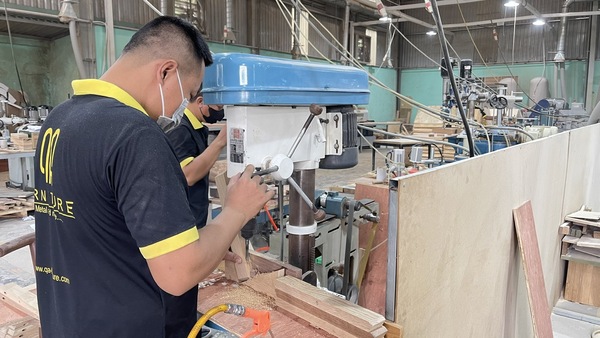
[{"xmin": 203, "ymin": 53, "xmax": 377, "ymax": 296}]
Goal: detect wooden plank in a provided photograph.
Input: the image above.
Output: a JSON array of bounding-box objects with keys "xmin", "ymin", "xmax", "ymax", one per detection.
[
  {"xmin": 564, "ymin": 261, "xmax": 600, "ymax": 307},
  {"xmin": 354, "ymin": 180, "xmax": 389, "ymax": 316},
  {"xmin": 513, "ymin": 201, "xmax": 553, "ymax": 338},
  {"xmin": 215, "ymin": 171, "xmax": 251, "ymax": 282},
  {"xmin": 562, "ymin": 235, "xmax": 580, "ymax": 244},
  {"xmin": 249, "ymin": 251, "xmax": 302, "ymax": 279},
  {"xmin": 576, "ymin": 235, "xmax": 600, "ymax": 249},
  {"xmin": 0, "ymin": 284, "xmax": 38, "ymax": 320},
  {"xmin": 567, "ymin": 210, "xmax": 600, "ymax": 221},
  {"xmin": 274, "ymin": 276, "xmax": 385, "ymax": 333},
  {"xmin": 565, "ymin": 216, "xmax": 600, "ymax": 228},
  {"xmin": 383, "ymin": 321, "xmax": 403, "ymax": 338},
  {"xmin": 277, "ymin": 300, "xmax": 386, "ymax": 338}
]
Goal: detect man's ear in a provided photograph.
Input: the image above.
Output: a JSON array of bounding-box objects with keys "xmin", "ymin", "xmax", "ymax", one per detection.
[
  {"xmin": 157, "ymin": 60, "xmax": 178, "ymax": 84},
  {"xmin": 196, "ymin": 96, "xmax": 204, "ymax": 105}
]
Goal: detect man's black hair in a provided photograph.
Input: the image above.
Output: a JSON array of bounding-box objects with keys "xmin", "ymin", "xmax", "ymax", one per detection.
[{"xmin": 123, "ymin": 16, "xmax": 213, "ymax": 68}]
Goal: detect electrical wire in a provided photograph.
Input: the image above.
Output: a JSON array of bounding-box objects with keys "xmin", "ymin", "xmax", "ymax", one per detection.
[
  {"xmin": 2, "ymin": 1, "xmax": 29, "ymax": 107},
  {"xmin": 455, "ymin": 0, "xmax": 500, "ymax": 83}
]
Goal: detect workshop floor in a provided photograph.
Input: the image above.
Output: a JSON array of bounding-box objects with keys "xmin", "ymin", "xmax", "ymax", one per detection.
[{"xmin": 1, "ymin": 149, "xmax": 598, "ymax": 336}]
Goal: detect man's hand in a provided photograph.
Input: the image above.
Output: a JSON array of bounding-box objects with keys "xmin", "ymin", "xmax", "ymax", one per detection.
[
  {"xmin": 213, "ymin": 124, "xmax": 227, "ymax": 149},
  {"xmin": 223, "ymin": 251, "xmax": 242, "ymax": 264},
  {"xmin": 225, "ymin": 165, "xmax": 275, "ymax": 226}
]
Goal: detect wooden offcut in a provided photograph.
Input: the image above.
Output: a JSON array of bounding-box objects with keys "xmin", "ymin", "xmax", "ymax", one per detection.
[
  {"xmin": 564, "ymin": 261, "xmax": 600, "ymax": 307},
  {"xmin": 248, "ymin": 251, "xmax": 302, "ymax": 279},
  {"xmin": 383, "ymin": 321, "xmax": 403, "ymax": 338},
  {"xmin": 215, "ymin": 171, "xmax": 251, "ymax": 282},
  {"xmin": 513, "ymin": 201, "xmax": 553, "ymax": 338},
  {"xmin": 274, "ymin": 276, "xmax": 386, "ymax": 337},
  {"xmin": 0, "ymin": 317, "xmax": 39, "ymax": 338}
]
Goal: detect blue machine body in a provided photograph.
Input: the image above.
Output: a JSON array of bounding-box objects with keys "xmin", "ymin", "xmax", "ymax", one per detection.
[{"xmin": 202, "ymin": 53, "xmax": 370, "ymax": 106}]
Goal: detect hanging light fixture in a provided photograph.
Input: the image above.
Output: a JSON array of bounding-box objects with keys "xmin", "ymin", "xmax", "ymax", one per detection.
[
  {"xmin": 532, "ymin": 19, "xmax": 546, "ymax": 26},
  {"xmin": 426, "ymin": 30, "xmax": 437, "ymax": 36},
  {"xmin": 504, "ymin": 0, "xmax": 519, "ymax": 7}
]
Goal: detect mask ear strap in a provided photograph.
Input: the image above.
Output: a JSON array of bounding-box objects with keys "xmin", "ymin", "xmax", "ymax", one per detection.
[
  {"xmin": 158, "ymin": 83, "xmax": 165, "ymax": 117},
  {"xmin": 175, "ymin": 69, "xmax": 185, "ymax": 100}
]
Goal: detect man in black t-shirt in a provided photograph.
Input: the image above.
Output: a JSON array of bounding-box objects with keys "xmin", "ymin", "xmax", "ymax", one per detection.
[
  {"xmin": 164, "ymin": 93, "xmax": 227, "ymax": 336},
  {"xmin": 167, "ymin": 92, "xmax": 226, "ymax": 229},
  {"xmin": 34, "ymin": 16, "xmax": 274, "ymax": 338}
]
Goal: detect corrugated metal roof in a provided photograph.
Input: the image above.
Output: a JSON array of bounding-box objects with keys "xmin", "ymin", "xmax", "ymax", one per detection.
[{"xmin": 0, "ymin": 14, "xmax": 67, "ymax": 40}]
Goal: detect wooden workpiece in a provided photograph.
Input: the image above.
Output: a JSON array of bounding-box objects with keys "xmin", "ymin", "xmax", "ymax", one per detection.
[{"xmin": 274, "ymin": 276, "xmax": 386, "ymax": 338}]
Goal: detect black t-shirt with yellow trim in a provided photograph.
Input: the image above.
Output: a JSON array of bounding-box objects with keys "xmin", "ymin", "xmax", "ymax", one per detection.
[
  {"xmin": 34, "ymin": 79, "xmax": 198, "ymax": 338},
  {"xmin": 166, "ymin": 108, "xmax": 209, "ymax": 228}
]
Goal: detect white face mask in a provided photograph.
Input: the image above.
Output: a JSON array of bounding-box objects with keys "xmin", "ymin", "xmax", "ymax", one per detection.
[{"xmin": 157, "ymin": 69, "xmax": 188, "ymax": 133}]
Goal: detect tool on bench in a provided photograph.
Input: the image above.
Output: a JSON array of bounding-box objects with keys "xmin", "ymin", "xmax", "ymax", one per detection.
[{"xmin": 188, "ymin": 304, "xmax": 273, "ymax": 338}]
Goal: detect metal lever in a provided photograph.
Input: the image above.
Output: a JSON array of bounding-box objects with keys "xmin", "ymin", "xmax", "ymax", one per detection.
[
  {"xmin": 287, "ymin": 104, "xmax": 323, "ymax": 159},
  {"xmin": 287, "ymin": 176, "xmax": 326, "ymax": 221}
]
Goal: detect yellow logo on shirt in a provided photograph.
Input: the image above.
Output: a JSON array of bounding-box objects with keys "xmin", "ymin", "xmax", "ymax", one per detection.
[{"xmin": 39, "ymin": 128, "xmax": 60, "ymax": 185}]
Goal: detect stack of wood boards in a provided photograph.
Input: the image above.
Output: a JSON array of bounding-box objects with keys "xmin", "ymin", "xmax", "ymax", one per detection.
[
  {"xmin": 0, "ymin": 317, "xmax": 39, "ymax": 338},
  {"xmin": 10, "ymin": 133, "xmax": 37, "ymax": 151},
  {"xmin": 0, "ymin": 283, "xmax": 38, "ymax": 320},
  {"xmin": 409, "ymin": 107, "xmax": 458, "ymax": 162},
  {"xmin": 274, "ymin": 276, "xmax": 387, "ymax": 338},
  {"xmin": 0, "ymin": 197, "xmax": 34, "ymax": 217},
  {"xmin": 560, "ymin": 210, "xmax": 600, "ymax": 307}
]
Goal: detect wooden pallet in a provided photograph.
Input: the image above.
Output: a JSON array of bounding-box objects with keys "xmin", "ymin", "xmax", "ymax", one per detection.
[{"xmin": 0, "ymin": 198, "xmax": 34, "ymax": 218}]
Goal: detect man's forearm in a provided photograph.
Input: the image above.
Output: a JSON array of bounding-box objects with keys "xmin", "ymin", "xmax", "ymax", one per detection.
[{"xmin": 182, "ymin": 142, "xmax": 225, "ymax": 186}]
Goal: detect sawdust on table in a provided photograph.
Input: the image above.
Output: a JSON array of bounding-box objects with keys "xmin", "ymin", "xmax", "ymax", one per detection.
[{"xmin": 216, "ymin": 284, "xmax": 275, "ymax": 311}]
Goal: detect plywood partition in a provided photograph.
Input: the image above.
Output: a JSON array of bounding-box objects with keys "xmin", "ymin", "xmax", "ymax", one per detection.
[
  {"xmin": 393, "ymin": 129, "xmax": 579, "ymax": 337},
  {"xmin": 564, "ymin": 125, "xmax": 600, "ymax": 212}
]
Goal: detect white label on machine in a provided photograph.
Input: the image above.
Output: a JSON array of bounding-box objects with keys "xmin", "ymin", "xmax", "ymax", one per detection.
[
  {"xmin": 239, "ymin": 65, "xmax": 248, "ymax": 86},
  {"xmin": 229, "ymin": 128, "xmax": 245, "ymax": 163}
]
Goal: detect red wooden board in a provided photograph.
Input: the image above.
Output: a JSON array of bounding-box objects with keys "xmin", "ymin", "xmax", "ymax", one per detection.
[{"xmin": 513, "ymin": 201, "xmax": 554, "ymax": 338}]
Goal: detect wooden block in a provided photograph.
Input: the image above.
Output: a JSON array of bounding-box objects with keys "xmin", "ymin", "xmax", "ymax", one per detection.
[
  {"xmin": 249, "ymin": 251, "xmax": 302, "ymax": 279},
  {"xmin": 383, "ymin": 321, "xmax": 403, "ymax": 338},
  {"xmin": 213, "ymin": 171, "xmax": 251, "ymax": 282},
  {"xmin": 513, "ymin": 201, "xmax": 553, "ymax": 338},
  {"xmin": 224, "ymin": 234, "xmax": 251, "ymax": 282},
  {"xmin": 559, "ymin": 222, "xmax": 571, "ymax": 235},
  {"xmin": 564, "ymin": 261, "xmax": 600, "ymax": 307},
  {"xmin": 562, "ymin": 235, "xmax": 580, "ymax": 244},
  {"xmin": 594, "ymin": 231, "xmax": 600, "ymax": 239},
  {"xmin": 274, "ymin": 276, "xmax": 385, "ymax": 334}
]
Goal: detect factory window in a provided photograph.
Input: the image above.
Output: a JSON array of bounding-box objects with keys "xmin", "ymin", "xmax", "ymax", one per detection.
[{"xmin": 355, "ymin": 33, "xmax": 371, "ymax": 63}]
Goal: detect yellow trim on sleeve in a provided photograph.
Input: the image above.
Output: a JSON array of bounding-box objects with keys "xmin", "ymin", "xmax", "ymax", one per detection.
[
  {"xmin": 184, "ymin": 108, "xmax": 204, "ymax": 130},
  {"xmin": 180, "ymin": 157, "xmax": 194, "ymax": 168},
  {"xmin": 139, "ymin": 226, "xmax": 199, "ymax": 259},
  {"xmin": 72, "ymin": 79, "xmax": 149, "ymax": 116}
]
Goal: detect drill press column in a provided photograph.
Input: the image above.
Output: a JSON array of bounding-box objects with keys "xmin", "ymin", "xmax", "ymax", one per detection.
[{"xmin": 288, "ymin": 169, "xmax": 316, "ymax": 273}]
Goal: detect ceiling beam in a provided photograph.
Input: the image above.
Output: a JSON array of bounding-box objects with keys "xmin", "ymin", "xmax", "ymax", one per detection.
[
  {"xmin": 386, "ymin": 0, "xmax": 484, "ymax": 11},
  {"xmin": 443, "ymin": 10, "xmax": 600, "ymax": 29}
]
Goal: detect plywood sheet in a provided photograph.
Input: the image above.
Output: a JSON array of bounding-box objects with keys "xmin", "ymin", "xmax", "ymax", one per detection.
[
  {"xmin": 564, "ymin": 125, "xmax": 600, "ymax": 216},
  {"xmin": 394, "ymin": 132, "xmax": 569, "ymax": 337},
  {"xmin": 513, "ymin": 201, "xmax": 553, "ymax": 338}
]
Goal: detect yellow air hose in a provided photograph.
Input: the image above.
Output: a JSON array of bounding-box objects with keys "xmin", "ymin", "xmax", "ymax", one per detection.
[{"xmin": 187, "ymin": 304, "xmax": 229, "ymax": 338}]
